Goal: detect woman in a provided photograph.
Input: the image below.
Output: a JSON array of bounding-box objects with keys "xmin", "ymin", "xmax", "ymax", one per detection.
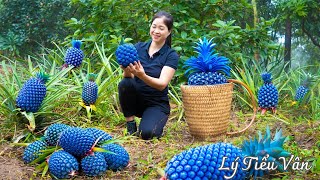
[{"xmin": 118, "ymin": 11, "xmax": 179, "ymax": 140}]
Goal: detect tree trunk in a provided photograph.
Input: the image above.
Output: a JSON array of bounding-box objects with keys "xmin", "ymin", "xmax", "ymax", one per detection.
[
  {"xmin": 301, "ymin": 19, "xmax": 320, "ymax": 48},
  {"xmin": 284, "ymin": 15, "xmax": 292, "ymax": 72},
  {"xmin": 252, "ymin": 0, "xmax": 260, "ymax": 61}
]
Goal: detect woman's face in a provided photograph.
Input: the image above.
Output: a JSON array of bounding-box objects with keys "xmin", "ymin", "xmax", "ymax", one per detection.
[{"xmin": 150, "ymin": 17, "xmax": 171, "ymax": 44}]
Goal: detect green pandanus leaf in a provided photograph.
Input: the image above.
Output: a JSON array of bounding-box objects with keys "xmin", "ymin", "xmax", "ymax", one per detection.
[
  {"xmin": 30, "ymin": 147, "xmax": 58, "ymax": 165},
  {"xmin": 42, "ymin": 163, "xmax": 49, "ymax": 177},
  {"xmin": 36, "ymin": 71, "xmax": 50, "ymax": 84},
  {"xmin": 87, "ymin": 73, "xmax": 97, "ymax": 82},
  {"xmin": 21, "ymin": 111, "xmax": 35, "ymax": 132},
  {"xmin": 92, "ymin": 147, "xmax": 116, "ymax": 155},
  {"xmin": 36, "ymin": 161, "xmax": 47, "ymax": 171},
  {"xmin": 11, "ymin": 143, "xmax": 30, "ymax": 147}
]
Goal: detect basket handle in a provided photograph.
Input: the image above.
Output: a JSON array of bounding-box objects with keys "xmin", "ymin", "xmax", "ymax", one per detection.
[{"xmin": 226, "ymin": 79, "xmax": 257, "ymax": 136}]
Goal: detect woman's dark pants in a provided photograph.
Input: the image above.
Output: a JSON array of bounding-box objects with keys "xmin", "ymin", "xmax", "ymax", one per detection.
[{"xmin": 118, "ymin": 78, "xmax": 168, "ymax": 140}]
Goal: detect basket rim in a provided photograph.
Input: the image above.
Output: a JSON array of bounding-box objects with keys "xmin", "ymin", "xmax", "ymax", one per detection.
[{"xmin": 180, "ymin": 82, "xmax": 233, "ymax": 88}]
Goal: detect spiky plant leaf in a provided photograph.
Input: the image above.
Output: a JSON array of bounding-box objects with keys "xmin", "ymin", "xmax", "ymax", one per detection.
[
  {"xmin": 21, "ymin": 112, "xmax": 35, "ymax": 132},
  {"xmin": 30, "ymin": 148, "xmax": 56, "ymax": 165},
  {"xmin": 42, "ymin": 164, "xmax": 49, "ymax": 178}
]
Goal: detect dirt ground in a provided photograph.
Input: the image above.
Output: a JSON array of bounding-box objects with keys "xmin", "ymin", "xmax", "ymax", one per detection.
[{"xmin": 0, "ymin": 145, "xmax": 34, "ymax": 180}]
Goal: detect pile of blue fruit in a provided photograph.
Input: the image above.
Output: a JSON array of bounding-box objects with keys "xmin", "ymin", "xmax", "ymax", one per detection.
[{"xmin": 22, "ymin": 123, "xmax": 130, "ymax": 179}]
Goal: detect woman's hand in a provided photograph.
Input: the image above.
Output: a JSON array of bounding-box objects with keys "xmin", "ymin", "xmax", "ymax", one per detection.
[
  {"xmin": 126, "ymin": 60, "xmax": 176, "ymax": 91},
  {"xmin": 120, "ymin": 65, "xmax": 134, "ymax": 78},
  {"xmin": 127, "ymin": 61, "xmax": 146, "ymax": 78}
]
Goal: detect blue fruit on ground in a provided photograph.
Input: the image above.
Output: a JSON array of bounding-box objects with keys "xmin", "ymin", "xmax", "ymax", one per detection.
[
  {"xmin": 294, "ymin": 73, "xmax": 314, "ymax": 103},
  {"xmin": 48, "ymin": 150, "xmax": 79, "ymax": 179},
  {"xmin": 81, "ymin": 152, "xmax": 107, "ymax": 177},
  {"xmin": 164, "ymin": 142, "xmax": 246, "ymax": 180},
  {"xmin": 85, "ymin": 127, "xmax": 112, "ymax": 145},
  {"xmin": 294, "ymin": 85, "xmax": 308, "ymax": 102},
  {"xmin": 258, "ymin": 72, "xmax": 278, "ymax": 114},
  {"xmin": 44, "ymin": 123, "xmax": 71, "ymax": 146},
  {"xmin": 115, "ymin": 43, "xmax": 138, "ymax": 68},
  {"xmin": 23, "ymin": 140, "xmax": 48, "ymax": 164},
  {"xmin": 59, "ymin": 127, "xmax": 95, "ymax": 157},
  {"xmin": 162, "ymin": 126, "xmax": 290, "ymax": 180},
  {"xmin": 16, "ymin": 72, "xmax": 49, "ymax": 112},
  {"xmin": 100, "ymin": 143, "xmax": 130, "ymax": 171}
]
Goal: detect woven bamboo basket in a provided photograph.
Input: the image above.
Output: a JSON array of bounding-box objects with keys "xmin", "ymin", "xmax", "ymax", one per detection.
[{"xmin": 181, "ymin": 79, "xmax": 256, "ymax": 138}]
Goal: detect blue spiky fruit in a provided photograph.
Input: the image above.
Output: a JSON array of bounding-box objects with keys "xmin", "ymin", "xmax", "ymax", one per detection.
[
  {"xmin": 163, "ymin": 127, "xmax": 291, "ymax": 180},
  {"xmin": 294, "ymin": 73, "xmax": 315, "ymax": 103},
  {"xmin": 82, "ymin": 73, "xmax": 98, "ymax": 106},
  {"xmin": 258, "ymin": 72, "xmax": 278, "ymax": 113},
  {"xmin": 81, "ymin": 152, "xmax": 108, "ymax": 177},
  {"xmin": 59, "ymin": 127, "xmax": 95, "ymax": 157},
  {"xmin": 241, "ymin": 126, "xmax": 291, "ymax": 178},
  {"xmin": 85, "ymin": 127, "xmax": 112, "ymax": 145},
  {"xmin": 294, "ymin": 74, "xmax": 313, "ymax": 103},
  {"xmin": 183, "ymin": 37, "xmax": 230, "ymax": 85},
  {"xmin": 23, "ymin": 140, "xmax": 48, "ymax": 164},
  {"xmin": 164, "ymin": 142, "xmax": 246, "ymax": 180},
  {"xmin": 101, "ymin": 143, "xmax": 130, "ymax": 171},
  {"xmin": 48, "ymin": 150, "xmax": 79, "ymax": 179},
  {"xmin": 64, "ymin": 40, "xmax": 84, "ymax": 68},
  {"xmin": 115, "ymin": 43, "xmax": 138, "ymax": 68},
  {"xmin": 16, "ymin": 72, "xmax": 49, "ymax": 112},
  {"xmin": 44, "ymin": 123, "xmax": 71, "ymax": 146},
  {"xmin": 294, "ymin": 86, "xmax": 308, "ymax": 102}
]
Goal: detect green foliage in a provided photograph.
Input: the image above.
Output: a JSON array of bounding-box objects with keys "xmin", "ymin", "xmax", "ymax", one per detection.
[
  {"xmin": 70, "ymin": 42, "xmax": 123, "ymax": 124},
  {"xmin": 0, "ymin": 38, "xmax": 120, "ymax": 137},
  {"xmin": 231, "ymin": 56, "xmax": 319, "ymax": 120},
  {"xmin": 168, "ymin": 83, "xmax": 184, "ymax": 122},
  {"xmin": 67, "ymin": 0, "xmax": 276, "ymax": 68},
  {"xmin": 255, "ymin": 0, "xmax": 320, "ymax": 72},
  {"xmin": 0, "ymin": 0, "xmax": 74, "ymax": 56},
  {"xmin": 0, "ymin": 31, "xmax": 25, "ymax": 56},
  {"xmin": 231, "ymin": 45, "xmax": 286, "ymax": 110},
  {"xmin": 0, "ymin": 52, "xmax": 77, "ymax": 136},
  {"xmin": 0, "ymin": 60, "xmax": 21, "ymax": 119}
]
